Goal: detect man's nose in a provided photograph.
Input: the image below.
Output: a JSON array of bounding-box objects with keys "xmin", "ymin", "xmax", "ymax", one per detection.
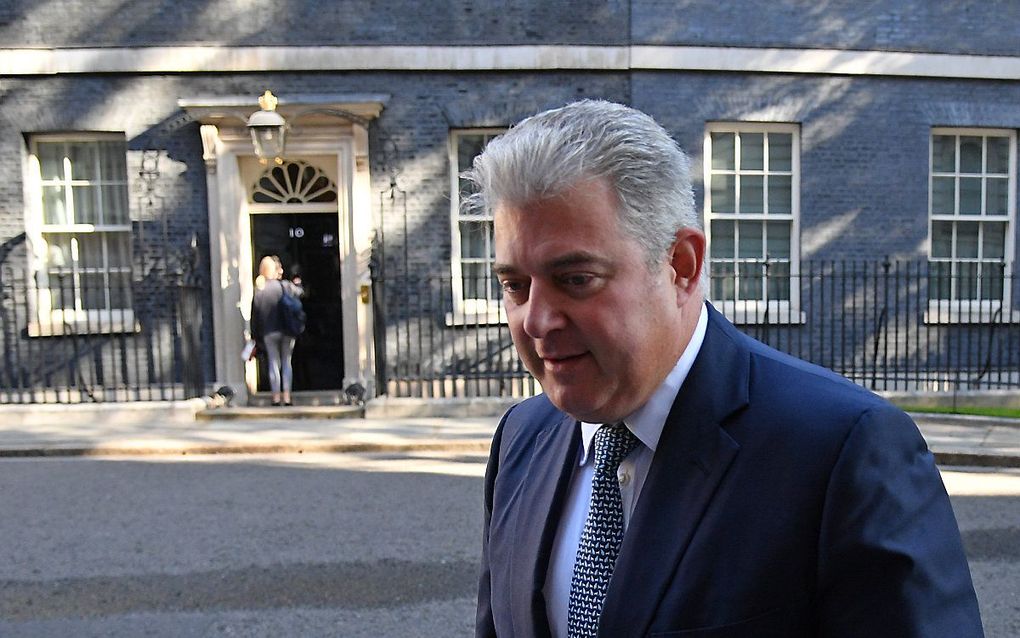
[{"xmin": 522, "ymin": 284, "xmax": 567, "ymax": 338}]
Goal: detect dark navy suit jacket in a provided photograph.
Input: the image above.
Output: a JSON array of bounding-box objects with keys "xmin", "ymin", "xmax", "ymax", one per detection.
[{"xmin": 477, "ymin": 304, "xmax": 982, "ymax": 637}]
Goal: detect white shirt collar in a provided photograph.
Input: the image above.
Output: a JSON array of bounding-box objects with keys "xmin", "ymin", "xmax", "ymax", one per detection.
[{"xmin": 578, "ymin": 303, "xmax": 709, "ymax": 465}]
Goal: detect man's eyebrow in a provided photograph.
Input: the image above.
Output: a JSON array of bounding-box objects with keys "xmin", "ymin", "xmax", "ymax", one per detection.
[
  {"xmin": 492, "ymin": 263, "xmax": 517, "ymax": 276},
  {"xmin": 546, "ymin": 251, "xmax": 610, "ymax": 270},
  {"xmin": 492, "ymin": 252, "xmax": 610, "ymax": 276}
]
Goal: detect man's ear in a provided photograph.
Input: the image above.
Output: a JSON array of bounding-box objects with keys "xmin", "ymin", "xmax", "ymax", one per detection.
[{"xmin": 667, "ymin": 228, "xmax": 706, "ymax": 300}]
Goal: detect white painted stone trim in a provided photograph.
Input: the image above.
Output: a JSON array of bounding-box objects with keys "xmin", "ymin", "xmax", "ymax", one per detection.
[
  {"xmin": 630, "ymin": 46, "xmax": 1020, "ymax": 80},
  {"xmin": 1, "ymin": 45, "xmax": 1019, "ymax": 80}
]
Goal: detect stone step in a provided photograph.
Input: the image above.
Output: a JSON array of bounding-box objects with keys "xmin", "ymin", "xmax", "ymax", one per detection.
[{"xmin": 196, "ymin": 405, "xmax": 364, "ymax": 421}]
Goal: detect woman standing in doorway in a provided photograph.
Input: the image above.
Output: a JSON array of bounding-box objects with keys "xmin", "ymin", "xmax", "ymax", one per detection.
[{"xmin": 250, "ymin": 255, "xmax": 303, "ymax": 406}]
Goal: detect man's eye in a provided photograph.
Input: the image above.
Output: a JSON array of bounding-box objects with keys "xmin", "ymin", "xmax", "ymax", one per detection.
[
  {"xmin": 500, "ymin": 280, "xmax": 528, "ymax": 299},
  {"xmin": 562, "ymin": 274, "xmax": 594, "ymax": 287}
]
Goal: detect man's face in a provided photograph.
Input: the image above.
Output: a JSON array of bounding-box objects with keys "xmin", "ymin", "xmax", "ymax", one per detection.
[{"xmin": 493, "ymin": 178, "xmax": 699, "ymax": 423}]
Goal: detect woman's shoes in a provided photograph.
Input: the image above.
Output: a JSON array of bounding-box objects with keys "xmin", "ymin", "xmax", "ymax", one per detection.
[
  {"xmin": 271, "ymin": 400, "xmax": 281, "ymax": 407},
  {"xmin": 283, "ymin": 401, "xmax": 292, "ymax": 407}
]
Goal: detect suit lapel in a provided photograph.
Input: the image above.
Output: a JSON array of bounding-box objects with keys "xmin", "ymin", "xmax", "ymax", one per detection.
[
  {"xmin": 511, "ymin": 412, "xmax": 581, "ymax": 638},
  {"xmin": 599, "ymin": 306, "xmax": 750, "ymax": 637}
]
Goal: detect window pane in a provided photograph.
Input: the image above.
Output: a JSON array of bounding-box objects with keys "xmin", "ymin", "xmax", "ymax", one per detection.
[
  {"xmin": 457, "ymin": 135, "xmax": 486, "ymax": 173},
  {"xmin": 986, "ymin": 136, "xmax": 1009, "ymax": 174},
  {"xmin": 737, "ymin": 221, "xmax": 763, "ymax": 258},
  {"xmin": 37, "ymin": 142, "xmax": 66, "ymax": 181},
  {"xmin": 767, "ymin": 175, "xmax": 792, "ymax": 215},
  {"xmin": 710, "ymin": 261, "xmax": 735, "ymax": 301},
  {"xmin": 958, "ymin": 177, "xmax": 981, "ymax": 215},
  {"xmin": 710, "ymin": 220, "xmax": 735, "ymax": 258},
  {"xmin": 81, "ymin": 273, "xmax": 107, "ymax": 310},
  {"xmin": 957, "ymin": 221, "xmax": 979, "ymax": 258},
  {"xmin": 928, "ymin": 261, "xmax": 951, "ymax": 300},
  {"xmin": 957, "ymin": 262, "xmax": 978, "ymax": 300},
  {"xmin": 932, "ymin": 135, "xmax": 955, "ymax": 173},
  {"xmin": 72, "ymin": 185, "xmax": 100, "ymax": 224},
  {"xmin": 985, "ymin": 177, "xmax": 1008, "ymax": 216},
  {"xmin": 98, "ymin": 141, "xmax": 127, "ymax": 181},
  {"xmin": 980, "ymin": 263, "xmax": 1005, "ymax": 300},
  {"xmin": 959, "ymin": 136, "xmax": 982, "ymax": 173},
  {"xmin": 983, "ymin": 222, "xmax": 1006, "ymax": 260},
  {"xmin": 766, "ymin": 221, "xmax": 791, "ymax": 259},
  {"xmin": 48, "ymin": 272, "xmax": 76, "ymax": 309},
  {"xmin": 740, "ymin": 133, "xmax": 764, "ymax": 171},
  {"xmin": 931, "ymin": 177, "xmax": 955, "ymax": 215},
  {"xmin": 767, "ymin": 261, "xmax": 790, "ymax": 301},
  {"xmin": 42, "ymin": 186, "xmax": 69, "ymax": 225},
  {"xmin": 109, "ymin": 272, "xmax": 132, "ymax": 308},
  {"xmin": 462, "ymin": 262, "xmax": 488, "ymax": 300},
  {"xmin": 107, "ymin": 232, "xmax": 131, "ymax": 268},
  {"xmin": 711, "ymin": 132, "xmax": 735, "ymax": 170},
  {"xmin": 459, "ymin": 187, "xmax": 484, "ymax": 216},
  {"xmin": 69, "ymin": 142, "xmax": 99, "ymax": 181},
  {"xmin": 456, "ymin": 133, "xmax": 491, "ymax": 210},
  {"xmin": 930, "ymin": 221, "xmax": 953, "ymax": 258},
  {"xmin": 43, "ymin": 233, "xmax": 74, "ymax": 269},
  {"xmin": 739, "ymin": 175, "xmax": 764, "ymax": 214},
  {"xmin": 76, "ymin": 234, "xmax": 105, "ymax": 270},
  {"xmin": 738, "ymin": 262, "xmax": 763, "ymax": 300},
  {"xmin": 710, "ymin": 174, "xmax": 735, "ymax": 213},
  {"xmin": 768, "ymin": 133, "xmax": 792, "ymax": 171},
  {"xmin": 490, "ymin": 270, "xmax": 501, "ymax": 301},
  {"xmin": 459, "ymin": 221, "xmax": 488, "ymax": 259},
  {"xmin": 101, "ymin": 185, "xmax": 129, "ymax": 224}
]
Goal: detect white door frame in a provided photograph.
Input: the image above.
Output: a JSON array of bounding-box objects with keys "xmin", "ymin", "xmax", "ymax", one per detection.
[{"xmin": 195, "ymin": 120, "xmax": 378, "ymax": 402}]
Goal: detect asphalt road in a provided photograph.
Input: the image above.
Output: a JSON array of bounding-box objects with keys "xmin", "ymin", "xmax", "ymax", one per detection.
[{"xmin": 0, "ymin": 454, "xmax": 1016, "ymax": 637}]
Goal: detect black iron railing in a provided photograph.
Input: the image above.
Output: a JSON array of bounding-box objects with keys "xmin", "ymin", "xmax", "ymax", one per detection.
[
  {"xmin": 3, "ymin": 257, "xmax": 1016, "ymax": 403},
  {"xmin": 0, "ymin": 263, "xmax": 206, "ymax": 404},
  {"xmin": 372, "ymin": 260, "xmax": 1020, "ymax": 398}
]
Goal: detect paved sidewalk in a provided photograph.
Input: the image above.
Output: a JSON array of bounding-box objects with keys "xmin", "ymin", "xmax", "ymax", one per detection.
[
  {"xmin": 0, "ymin": 412, "xmax": 496, "ymax": 457},
  {"xmin": 0, "ymin": 403, "xmax": 1017, "ymax": 466}
]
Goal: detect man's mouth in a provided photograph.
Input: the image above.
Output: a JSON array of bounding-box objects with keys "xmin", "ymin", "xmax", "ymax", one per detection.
[{"xmin": 540, "ymin": 352, "xmax": 588, "ymax": 371}]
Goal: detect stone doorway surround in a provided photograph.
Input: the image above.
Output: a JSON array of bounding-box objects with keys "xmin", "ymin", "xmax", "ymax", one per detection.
[{"xmin": 181, "ymin": 94, "xmax": 386, "ymax": 402}]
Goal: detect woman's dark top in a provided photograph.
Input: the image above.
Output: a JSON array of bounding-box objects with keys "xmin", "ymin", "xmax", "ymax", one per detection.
[{"xmin": 251, "ymin": 279, "xmax": 301, "ymax": 341}]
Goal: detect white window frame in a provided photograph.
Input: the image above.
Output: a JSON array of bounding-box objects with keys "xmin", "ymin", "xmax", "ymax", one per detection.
[
  {"xmin": 25, "ymin": 133, "xmax": 136, "ymax": 336},
  {"xmin": 926, "ymin": 127, "xmax": 1018, "ymax": 324},
  {"xmin": 704, "ymin": 122, "xmax": 803, "ymax": 324},
  {"xmin": 448, "ymin": 128, "xmax": 506, "ymax": 325}
]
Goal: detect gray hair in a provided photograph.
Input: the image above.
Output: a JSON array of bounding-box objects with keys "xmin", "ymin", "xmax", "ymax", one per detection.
[{"xmin": 463, "ymin": 100, "xmax": 699, "ymax": 266}]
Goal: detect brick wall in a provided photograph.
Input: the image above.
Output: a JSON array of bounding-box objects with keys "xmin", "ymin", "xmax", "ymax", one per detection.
[
  {"xmin": 1, "ymin": 0, "xmax": 1019, "ymax": 395},
  {"xmin": 634, "ymin": 72, "xmax": 1020, "ymax": 262},
  {"xmin": 3, "ymin": 1, "xmax": 1016, "ymax": 55},
  {"xmin": 634, "ymin": 0, "xmax": 1020, "ymax": 56},
  {"xmin": 0, "ymin": 0, "xmax": 628, "ymax": 47}
]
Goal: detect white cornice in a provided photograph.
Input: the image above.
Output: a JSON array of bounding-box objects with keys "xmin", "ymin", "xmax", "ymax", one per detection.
[
  {"xmin": 1, "ymin": 45, "xmax": 1018, "ymax": 80},
  {"xmin": 631, "ymin": 46, "xmax": 1020, "ymax": 80}
]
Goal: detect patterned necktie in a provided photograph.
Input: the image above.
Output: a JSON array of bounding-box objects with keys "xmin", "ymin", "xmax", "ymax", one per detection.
[{"xmin": 567, "ymin": 423, "xmax": 641, "ymax": 638}]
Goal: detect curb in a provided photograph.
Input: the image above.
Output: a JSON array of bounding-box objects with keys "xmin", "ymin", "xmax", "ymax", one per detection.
[
  {"xmin": 0, "ymin": 439, "xmax": 492, "ymax": 458},
  {"xmin": 195, "ymin": 405, "xmax": 365, "ymax": 421},
  {"xmin": 1, "ymin": 439, "xmax": 1012, "ymax": 466},
  {"xmin": 910, "ymin": 412, "xmax": 1020, "ymax": 428},
  {"xmin": 933, "ymin": 451, "xmax": 1020, "ymax": 469}
]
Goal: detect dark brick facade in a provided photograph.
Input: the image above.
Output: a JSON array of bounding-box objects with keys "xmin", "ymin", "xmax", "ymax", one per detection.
[
  {"xmin": 0, "ymin": 0, "xmax": 629, "ymax": 47},
  {"xmin": 634, "ymin": 0, "xmax": 1020, "ymax": 56},
  {"xmin": 3, "ymin": 1, "xmax": 1018, "ymax": 54},
  {"xmin": 0, "ymin": 0, "xmax": 1018, "ymax": 398}
]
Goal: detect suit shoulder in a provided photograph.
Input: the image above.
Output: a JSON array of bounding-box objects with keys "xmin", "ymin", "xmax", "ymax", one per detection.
[
  {"xmin": 731, "ymin": 326, "xmax": 887, "ymax": 415},
  {"xmin": 713, "ymin": 313, "xmax": 900, "ymax": 440},
  {"xmin": 498, "ymin": 393, "xmax": 566, "ymax": 443}
]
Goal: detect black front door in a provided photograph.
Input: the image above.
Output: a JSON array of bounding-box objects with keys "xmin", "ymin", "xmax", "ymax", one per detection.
[{"xmin": 251, "ymin": 213, "xmax": 343, "ymax": 391}]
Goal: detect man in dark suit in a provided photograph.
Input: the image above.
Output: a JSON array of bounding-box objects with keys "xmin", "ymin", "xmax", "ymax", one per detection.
[{"xmin": 468, "ymin": 100, "xmax": 983, "ymax": 637}]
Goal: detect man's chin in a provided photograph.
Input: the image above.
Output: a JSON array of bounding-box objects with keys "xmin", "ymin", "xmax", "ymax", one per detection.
[{"xmin": 544, "ymin": 387, "xmax": 613, "ymax": 423}]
